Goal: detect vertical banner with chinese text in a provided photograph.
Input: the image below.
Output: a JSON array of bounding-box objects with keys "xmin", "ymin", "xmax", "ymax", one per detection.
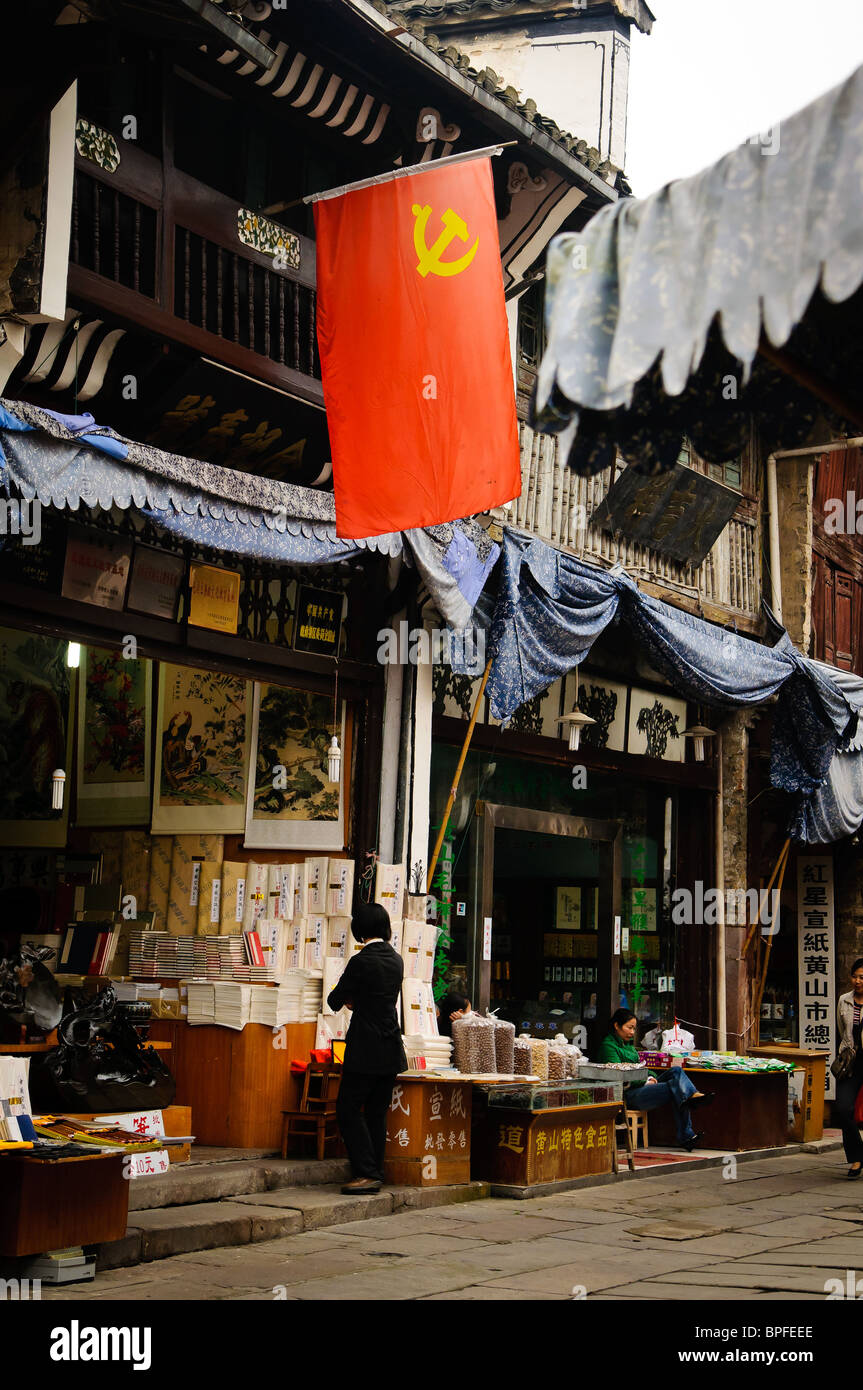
[{"xmin": 797, "ymin": 856, "xmax": 836, "ymax": 1100}]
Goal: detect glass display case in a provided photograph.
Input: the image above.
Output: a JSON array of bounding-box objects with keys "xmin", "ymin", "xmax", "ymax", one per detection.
[{"xmin": 480, "ymin": 1079, "xmax": 623, "ymax": 1110}]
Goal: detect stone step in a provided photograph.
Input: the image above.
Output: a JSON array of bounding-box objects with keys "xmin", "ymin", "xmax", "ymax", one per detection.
[
  {"xmin": 94, "ymin": 1181, "xmax": 490, "ymax": 1270},
  {"xmin": 128, "ymin": 1157, "xmax": 351, "ymax": 1212}
]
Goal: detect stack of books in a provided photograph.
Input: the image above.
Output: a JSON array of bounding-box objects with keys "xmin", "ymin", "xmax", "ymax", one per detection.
[{"xmin": 20, "ymin": 1248, "xmax": 95, "ymax": 1285}]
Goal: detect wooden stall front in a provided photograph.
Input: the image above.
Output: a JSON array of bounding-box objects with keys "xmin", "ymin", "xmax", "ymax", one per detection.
[
  {"xmin": 0, "ymin": 1152, "xmax": 128, "ymax": 1257},
  {"xmin": 383, "ymin": 1075, "xmax": 471, "ymax": 1186},
  {"xmin": 470, "ymin": 1081, "xmax": 619, "ymax": 1190},
  {"xmin": 748, "ymin": 1046, "xmax": 827, "ymax": 1143},
  {"xmin": 645, "ymin": 1065, "xmax": 789, "ymax": 1151},
  {"xmin": 149, "ymin": 1019, "xmax": 317, "ymax": 1149}
]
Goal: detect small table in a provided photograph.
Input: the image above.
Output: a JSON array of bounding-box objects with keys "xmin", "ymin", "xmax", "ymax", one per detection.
[{"xmin": 644, "ymin": 1065, "xmax": 789, "ymax": 1151}]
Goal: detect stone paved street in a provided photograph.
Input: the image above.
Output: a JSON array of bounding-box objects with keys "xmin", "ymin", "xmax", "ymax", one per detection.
[{"xmin": 39, "ymin": 1146, "xmax": 863, "ymax": 1301}]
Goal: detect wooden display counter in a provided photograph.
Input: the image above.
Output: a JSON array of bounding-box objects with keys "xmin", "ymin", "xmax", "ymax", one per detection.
[
  {"xmin": 383, "ymin": 1075, "xmax": 471, "ymax": 1186},
  {"xmin": 0, "ymin": 1151, "xmax": 128, "ymax": 1257},
  {"xmin": 148, "ymin": 1020, "xmax": 317, "ymax": 1149},
  {"xmin": 748, "ymin": 1047, "xmax": 827, "ymax": 1143},
  {"xmin": 471, "ymin": 1082, "xmax": 618, "ymax": 1188},
  {"xmin": 645, "ymin": 1065, "xmax": 789, "ymax": 1151}
]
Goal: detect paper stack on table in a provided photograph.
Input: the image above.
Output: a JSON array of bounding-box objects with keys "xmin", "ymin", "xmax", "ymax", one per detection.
[
  {"xmin": 213, "ymin": 983, "xmax": 251, "ymax": 1030},
  {"xmin": 186, "ymin": 982, "xmax": 216, "ymax": 1025}
]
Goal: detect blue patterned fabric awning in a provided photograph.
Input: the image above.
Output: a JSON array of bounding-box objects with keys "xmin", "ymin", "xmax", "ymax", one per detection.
[
  {"xmin": 791, "ymin": 662, "xmax": 863, "ymax": 843},
  {"xmin": 532, "ymin": 63, "xmax": 863, "ymax": 475},
  {"xmin": 479, "ymin": 530, "xmax": 858, "ymax": 824},
  {"xmin": 0, "ymin": 399, "xmax": 499, "ymax": 630}
]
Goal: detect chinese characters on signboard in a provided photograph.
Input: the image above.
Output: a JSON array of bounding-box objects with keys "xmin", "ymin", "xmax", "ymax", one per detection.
[
  {"xmin": 797, "ymin": 856, "xmax": 836, "ymax": 1100},
  {"xmin": 293, "ymin": 585, "xmax": 343, "ymax": 657}
]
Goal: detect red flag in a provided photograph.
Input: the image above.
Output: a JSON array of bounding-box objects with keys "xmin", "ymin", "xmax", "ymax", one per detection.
[{"xmin": 314, "ymin": 157, "xmax": 521, "ymax": 539}]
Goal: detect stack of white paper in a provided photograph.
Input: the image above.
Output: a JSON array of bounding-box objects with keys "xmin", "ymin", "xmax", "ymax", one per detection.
[
  {"xmin": 242, "ymin": 863, "xmax": 269, "ymax": 931},
  {"xmin": 279, "ymin": 864, "xmax": 297, "ymax": 921},
  {"xmin": 322, "ymin": 955, "xmax": 348, "ymax": 1014},
  {"xmin": 420, "ymin": 922, "xmax": 439, "ymax": 983},
  {"xmin": 375, "ymin": 862, "xmax": 406, "ymax": 921},
  {"xmin": 256, "ymin": 920, "xmax": 288, "ymax": 980},
  {"xmin": 401, "ymin": 979, "xmax": 438, "ymax": 1036},
  {"xmin": 302, "ymin": 916, "xmax": 325, "ymax": 971},
  {"xmin": 401, "ymin": 919, "xmax": 425, "ymax": 979},
  {"xmin": 293, "ymin": 863, "xmax": 307, "ymax": 920},
  {"xmin": 213, "ymin": 982, "xmax": 251, "ymax": 1030},
  {"xmin": 305, "ymin": 857, "xmax": 329, "ymax": 915},
  {"xmin": 326, "ymin": 917, "xmax": 350, "ymax": 958},
  {"xmin": 327, "ymin": 859, "xmax": 355, "ymax": 916},
  {"xmin": 403, "ymin": 1034, "xmax": 453, "ymax": 1070},
  {"xmin": 186, "ymin": 982, "xmax": 216, "ymax": 1025}
]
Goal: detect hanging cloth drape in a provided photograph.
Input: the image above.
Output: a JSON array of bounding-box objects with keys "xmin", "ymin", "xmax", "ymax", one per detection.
[{"xmin": 482, "ymin": 531, "xmax": 855, "ymax": 797}]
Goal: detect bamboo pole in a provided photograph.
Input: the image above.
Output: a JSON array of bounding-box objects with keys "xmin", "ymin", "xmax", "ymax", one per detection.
[
  {"xmin": 426, "ymin": 655, "xmax": 493, "ymax": 894},
  {"xmin": 742, "ymin": 837, "xmax": 791, "ymax": 957},
  {"xmin": 753, "ymin": 844, "xmax": 792, "ymax": 1046}
]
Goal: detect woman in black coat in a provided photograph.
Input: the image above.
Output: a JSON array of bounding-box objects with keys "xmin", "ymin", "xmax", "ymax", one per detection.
[{"xmin": 327, "ymin": 902, "xmax": 407, "ymax": 1194}]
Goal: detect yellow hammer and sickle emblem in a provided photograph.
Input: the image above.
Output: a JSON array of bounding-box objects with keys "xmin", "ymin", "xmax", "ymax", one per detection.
[{"xmin": 412, "ymin": 203, "xmax": 480, "ymax": 278}]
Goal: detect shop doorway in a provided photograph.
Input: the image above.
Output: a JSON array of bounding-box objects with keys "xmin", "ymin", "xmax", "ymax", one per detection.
[{"xmin": 468, "ymin": 803, "xmax": 622, "ymax": 1057}]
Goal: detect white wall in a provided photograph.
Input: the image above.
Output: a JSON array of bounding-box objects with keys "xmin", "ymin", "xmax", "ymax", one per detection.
[{"xmin": 460, "ymin": 19, "xmax": 632, "ymax": 167}]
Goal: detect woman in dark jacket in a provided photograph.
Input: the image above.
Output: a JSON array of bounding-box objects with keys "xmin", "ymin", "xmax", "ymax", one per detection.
[
  {"xmin": 832, "ymin": 958, "xmax": 863, "ymax": 1178},
  {"xmin": 327, "ymin": 902, "xmax": 407, "ymax": 1194}
]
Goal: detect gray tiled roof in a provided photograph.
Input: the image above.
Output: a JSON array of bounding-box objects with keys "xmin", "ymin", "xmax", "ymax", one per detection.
[
  {"xmin": 384, "ymin": 0, "xmax": 654, "ymax": 36},
  {"xmin": 369, "ymin": 0, "xmax": 625, "ymax": 183}
]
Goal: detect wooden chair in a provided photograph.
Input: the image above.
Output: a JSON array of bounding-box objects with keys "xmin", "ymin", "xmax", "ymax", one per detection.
[
  {"xmin": 612, "ymin": 1101, "xmax": 636, "ymax": 1174},
  {"xmin": 281, "ymin": 1060, "xmax": 342, "ymax": 1161}
]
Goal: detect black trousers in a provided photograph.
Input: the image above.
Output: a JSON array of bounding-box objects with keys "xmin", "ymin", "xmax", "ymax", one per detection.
[
  {"xmin": 336, "ymin": 1071, "xmax": 397, "ymax": 1181},
  {"xmin": 833, "ymin": 1073, "xmax": 863, "ymax": 1163}
]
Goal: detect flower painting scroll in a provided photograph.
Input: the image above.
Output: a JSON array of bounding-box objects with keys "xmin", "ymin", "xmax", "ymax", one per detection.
[{"xmin": 75, "ymin": 646, "xmax": 152, "ymax": 826}]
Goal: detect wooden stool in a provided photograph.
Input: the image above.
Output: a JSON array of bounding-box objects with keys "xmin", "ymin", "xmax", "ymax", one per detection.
[
  {"xmin": 612, "ymin": 1103, "xmax": 636, "ymax": 1174},
  {"xmin": 626, "ymin": 1109, "xmax": 649, "ymax": 1149},
  {"xmin": 281, "ymin": 1060, "xmax": 341, "ymax": 1161}
]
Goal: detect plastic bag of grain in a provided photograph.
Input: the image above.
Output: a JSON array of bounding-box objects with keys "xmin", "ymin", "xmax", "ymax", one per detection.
[
  {"xmin": 491, "ymin": 1015, "xmax": 515, "ymax": 1073},
  {"xmin": 547, "ymin": 1043, "xmax": 567, "ymax": 1082},
  {"xmin": 529, "ymin": 1037, "xmax": 549, "ymax": 1081},
  {"xmin": 513, "ymin": 1035, "xmax": 532, "ymax": 1075},
  {"xmin": 452, "ymin": 1013, "xmax": 496, "ymax": 1073}
]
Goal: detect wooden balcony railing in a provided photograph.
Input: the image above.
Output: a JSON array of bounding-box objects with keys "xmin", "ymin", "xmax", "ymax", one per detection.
[
  {"xmin": 68, "ymin": 137, "xmax": 322, "ymax": 406},
  {"xmin": 510, "ymin": 421, "xmax": 762, "ymax": 626}
]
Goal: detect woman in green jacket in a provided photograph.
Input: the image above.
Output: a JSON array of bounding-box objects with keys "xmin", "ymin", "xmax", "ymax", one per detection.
[{"xmin": 597, "ymin": 1008, "xmax": 709, "ymax": 1151}]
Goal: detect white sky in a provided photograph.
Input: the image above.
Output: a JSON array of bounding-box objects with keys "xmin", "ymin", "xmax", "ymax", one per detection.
[{"xmin": 626, "ymin": 0, "xmax": 863, "ymax": 196}]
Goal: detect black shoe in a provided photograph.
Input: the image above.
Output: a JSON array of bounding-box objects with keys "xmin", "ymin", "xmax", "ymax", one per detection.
[
  {"xmin": 848, "ymin": 1164, "xmax": 863, "ymax": 1180},
  {"xmin": 682, "ymin": 1132, "xmax": 702, "ymax": 1152},
  {"xmin": 688, "ymin": 1091, "xmax": 715, "ymax": 1108}
]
